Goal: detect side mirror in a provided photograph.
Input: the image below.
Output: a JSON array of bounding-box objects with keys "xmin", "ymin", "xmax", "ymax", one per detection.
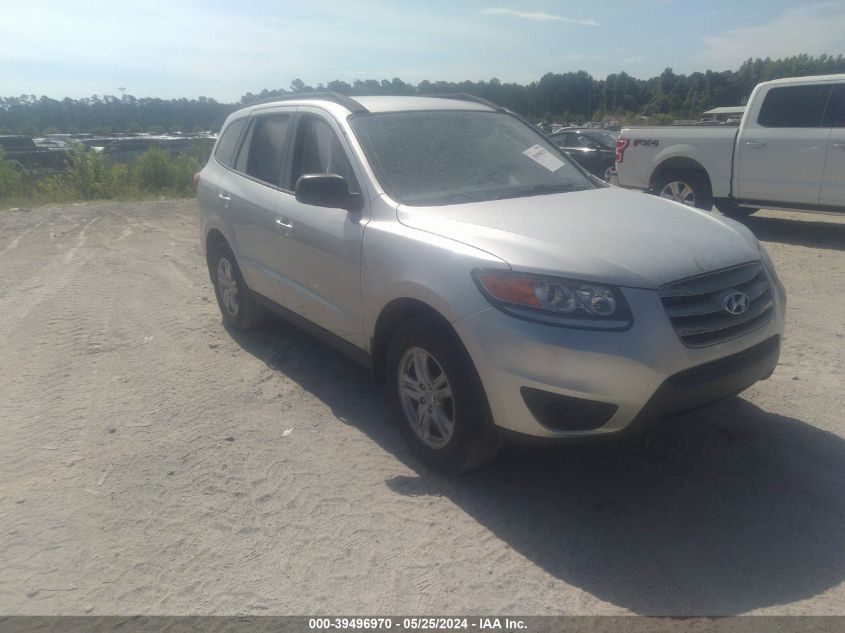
[{"xmin": 295, "ymin": 174, "xmax": 362, "ymax": 212}]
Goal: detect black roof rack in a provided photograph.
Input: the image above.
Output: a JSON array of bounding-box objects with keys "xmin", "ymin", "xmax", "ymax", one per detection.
[
  {"xmin": 247, "ymin": 91, "xmax": 368, "ymax": 114},
  {"xmin": 426, "ymin": 93, "xmax": 504, "ymax": 111}
]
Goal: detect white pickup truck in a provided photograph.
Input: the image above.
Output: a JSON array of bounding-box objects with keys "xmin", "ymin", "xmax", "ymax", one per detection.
[{"xmin": 614, "ymin": 74, "xmax": 845, "ymax": 217}]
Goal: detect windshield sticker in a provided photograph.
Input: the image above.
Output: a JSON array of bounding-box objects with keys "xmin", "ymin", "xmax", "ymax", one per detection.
[{"xmin": 522, "ymin": 144, "xmax": 565, "ymax": 172}]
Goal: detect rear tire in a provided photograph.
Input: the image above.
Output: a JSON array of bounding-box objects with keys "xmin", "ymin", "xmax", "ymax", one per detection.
[
  {"xmin": 714, "ymin": 200, "xmax": 758, "ymax": 219},
  {"xmin": 653, "ymin": 169, "xmax": 713, "ymax": 210},
  {"xmin": 386, "ymin": 317, "xmax": 502, "ymax": 473},
  {"xmin": 208, "ymin": 241, "xmax": 268, "ymax": 330}
]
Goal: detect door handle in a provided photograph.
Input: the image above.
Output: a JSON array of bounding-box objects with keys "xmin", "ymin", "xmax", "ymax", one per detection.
[
  {"xmin": 275, "ymin": 218, "xmax": 294, "ymax": 236},
  {"xmin": 834, "ymin": 143, "xmax": 845, "ymax": 151},
  {"xmin": 745, "ymin": 140, "xmax": 766, "ymax": 149},
  {"xmin": 217, "ymin": 192, "xmax": 231, "ymax": 202}
]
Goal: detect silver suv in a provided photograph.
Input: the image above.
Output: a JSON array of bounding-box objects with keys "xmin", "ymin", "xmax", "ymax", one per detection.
[{"xmin": 196, "ymin": 93, "xmax": 786, "ymax": 472}]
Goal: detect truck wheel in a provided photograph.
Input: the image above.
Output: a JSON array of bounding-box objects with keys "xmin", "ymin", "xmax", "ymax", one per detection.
[
  {"xmin": 387, "ymin": 317, "xmax": 502, "ymax": 474},
  {"xmin": 209, "ymin": 241, "xmax": 268, "ymax": 330},
  {"xmin": 654, "ymin": 170, "xmax": 713, "ymax": 210},
  {"xmin": 714, "ymin": 200, "xmax": 758, "ymax": 219}
]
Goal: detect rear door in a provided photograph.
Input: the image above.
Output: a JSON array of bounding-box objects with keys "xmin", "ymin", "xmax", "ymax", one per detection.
[
  {"xmin": 820, "ymin": 83, "xmax": 845, "ymax": 208},
  {"xmin": 270, "ymin": 109, "xmax": 367, "ymax": 347},
  {"xmin": 735, "ymin": 83, "xmax": 832, "ymax": 205},
  {"xmin": 225, "ymin": 108, "xmax": 296, "ymax": 305},
  {"xmin": 199, "ymin": 116, "xmax": 248, "ymax": 242}
]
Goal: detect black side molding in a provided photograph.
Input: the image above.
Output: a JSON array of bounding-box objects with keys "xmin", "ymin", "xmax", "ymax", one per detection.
[{"xmin": 250, "ymin": 291, "xmax": 372, "ymax": 370}]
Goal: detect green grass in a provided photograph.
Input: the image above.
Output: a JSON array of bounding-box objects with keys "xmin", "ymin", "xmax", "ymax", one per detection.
[{"xmin": 0, "ymin": 145, "xmax": 206, "ymax": 210}]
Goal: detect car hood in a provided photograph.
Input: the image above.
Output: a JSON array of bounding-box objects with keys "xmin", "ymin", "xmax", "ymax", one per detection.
[{"xmin": 397, "ymin": 187, "xmax": 760, "ymax": 289}]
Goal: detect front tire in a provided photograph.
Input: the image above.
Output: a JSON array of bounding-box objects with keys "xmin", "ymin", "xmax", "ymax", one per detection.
[
  {"xmin": 715, "ymin": 200, "xmax": 758, "ymax": 219},
  {"xmin": 387, "ymin": 318, "xmax": 501, "ymax": 473},
  {"xmin": 653, "ymin": 169, "xmax": 713, "ymax": 210},
  {"xmin": 208, "ymin": 241, "xmax": 268, "ymax": 330}
]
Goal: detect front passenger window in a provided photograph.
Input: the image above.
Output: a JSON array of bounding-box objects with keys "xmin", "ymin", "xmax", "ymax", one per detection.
[
  {"xmin": 563, "ymin": 133, "xmax": 580, "ymax": 147},
  {"xmin": 292, "ymin": 116, "xmax": 359, "ymax": 193}
]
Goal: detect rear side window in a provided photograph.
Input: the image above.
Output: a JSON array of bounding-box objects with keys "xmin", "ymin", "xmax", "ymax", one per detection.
[
  {"xmin": 757, "ymin": 84, "xmax": 832, "ymax": 128},
  {"xmin": 214, "ymin": 118, "xmax": 247, "ymax": 168},
  {"xmin": 239, "ymin": 114, "xmax": 292, "ymax": 187},
  {"xmin": 823, "ymin": 83, "xmax": 845, "ymax": 127}
]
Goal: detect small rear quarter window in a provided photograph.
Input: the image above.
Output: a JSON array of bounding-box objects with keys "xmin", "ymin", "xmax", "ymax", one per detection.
[{"xmin": 214, "ymin": 117, "xmax": 247, "ymax": 168}]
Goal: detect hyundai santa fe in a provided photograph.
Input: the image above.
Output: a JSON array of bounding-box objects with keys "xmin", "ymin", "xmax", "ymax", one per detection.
[{"xmin": 196, "ymin": 93, "xmax": 786, "ymax": 473}]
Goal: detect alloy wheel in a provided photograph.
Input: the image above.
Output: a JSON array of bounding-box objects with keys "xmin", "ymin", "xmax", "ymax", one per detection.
[
  {"xmin": 397, "ymin": 347, "xmax": 455, "ymax": 449},
  {"xmin": 216, "ymin": 256, "xmax": 240, "ymax": 317},
  {"xmin": 659, "ymin": 181, "xmax": 696, "ymax": 206}
]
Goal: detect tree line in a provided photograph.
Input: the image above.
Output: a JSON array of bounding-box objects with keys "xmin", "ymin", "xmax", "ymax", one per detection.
[{"xmin": 1, "ymin": 54, "xmax": 843, "ymax": 135}]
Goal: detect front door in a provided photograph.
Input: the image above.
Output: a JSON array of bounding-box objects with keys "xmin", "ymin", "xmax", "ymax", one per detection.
[{"xmin": 271, "ymin": 110, "xmax": 368, "ymax": 348}]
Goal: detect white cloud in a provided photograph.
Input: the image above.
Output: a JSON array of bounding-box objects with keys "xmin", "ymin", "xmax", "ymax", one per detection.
[
  {"xmin": 698, "ymin": 2, "xmax": 845, "ymax": 69},
  {"xmin": 481, "ymin": 8, "xmax": 599, "ymax": 26}
]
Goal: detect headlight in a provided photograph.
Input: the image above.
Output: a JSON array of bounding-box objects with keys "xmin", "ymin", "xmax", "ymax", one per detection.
[{"xmin": 472, "ymin": 269, "xmax": 632, "ymax": 330}]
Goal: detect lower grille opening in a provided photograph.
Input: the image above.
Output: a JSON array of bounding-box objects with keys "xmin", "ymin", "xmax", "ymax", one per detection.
[{"xmin": 520, "ymin": 387, "xmax": 618, "ymax": 431}]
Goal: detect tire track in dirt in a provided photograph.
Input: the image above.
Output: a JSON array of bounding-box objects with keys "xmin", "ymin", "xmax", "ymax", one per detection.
[{"xmin": 0, "ymin": 218, "xmax": 47, "ymax": 257}]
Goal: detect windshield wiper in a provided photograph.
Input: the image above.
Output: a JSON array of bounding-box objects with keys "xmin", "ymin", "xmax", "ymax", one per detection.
[{"xmin": 492, "ymin": 183, "xmax": 581, "ymax": 200}]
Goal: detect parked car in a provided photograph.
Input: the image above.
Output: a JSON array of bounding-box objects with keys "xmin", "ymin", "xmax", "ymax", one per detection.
[
  {"xmin": 33, "ymin": 137, "xmax": 72, "ymax": 148},
  {"xmin": 548, "ymin": 128, "xmax": 619, "ymax": 181},
  {"xmin": 615, "ymin": 74, "xmax": 845, "ymax": 216},
  {"xmin": 0, "ymin": 135, "xmax": 72, "ymax": 173},
  {"xmin": 70, "ymin": 137, "xmax": 120, "ymax": 151},
  {"xmin": 196, "ymin": 93, "xmax": 785, "ymax": 472},
  {"xmin": 101, "ymin": 135, "xmax": 214, "ymax": 165}
]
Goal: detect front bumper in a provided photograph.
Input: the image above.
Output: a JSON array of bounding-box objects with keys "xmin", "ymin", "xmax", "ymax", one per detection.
[
  {"xmin": 623, "ymin": 334, "xmax": 779, "ymax": 433},
  {"xmin": 452, "ymin": 282, "xmax": 785, "ymax": 440}
]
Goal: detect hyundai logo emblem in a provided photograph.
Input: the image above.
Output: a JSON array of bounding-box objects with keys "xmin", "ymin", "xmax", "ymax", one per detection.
[{"xmin": 722, "ymin": 290, "xmax": 750, "ymax": 315}]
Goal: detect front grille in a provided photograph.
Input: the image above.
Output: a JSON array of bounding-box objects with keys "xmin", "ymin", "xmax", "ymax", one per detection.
[{"xmin": 660, "ymin": 262, "xmax": 773, "ymax": 347}]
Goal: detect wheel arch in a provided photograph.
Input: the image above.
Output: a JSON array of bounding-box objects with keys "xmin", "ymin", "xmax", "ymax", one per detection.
[
  {"xmin": 649, "ymin": 156, "xmax": 712, "ymax": 194},
  {"xmin": 205, "ymin": 228, "xmax": 229, "ymax": 267},
  {"xmin": 371, "ymin": 298, "xmax": 462, "ymax": 382}
]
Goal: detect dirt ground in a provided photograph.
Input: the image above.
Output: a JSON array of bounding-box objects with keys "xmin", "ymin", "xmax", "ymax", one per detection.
[{"xmin": 0, "ymin": 199, "xmax": 843, "ymax": 616}]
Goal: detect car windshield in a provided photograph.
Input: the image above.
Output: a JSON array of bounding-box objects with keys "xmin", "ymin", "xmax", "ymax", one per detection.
[
  {"xmin": 581, "ymin": 130, "xmax": 618, "ymax": 150},
  {"xmin": 349, "ymin": 110, "xmax": 594, "ymax": 206}
]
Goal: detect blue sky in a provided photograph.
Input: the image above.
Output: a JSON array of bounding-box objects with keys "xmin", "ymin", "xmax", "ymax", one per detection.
[{"xmin": 1, "ymin": 0, "xmax": 843, "ymax": 101}]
